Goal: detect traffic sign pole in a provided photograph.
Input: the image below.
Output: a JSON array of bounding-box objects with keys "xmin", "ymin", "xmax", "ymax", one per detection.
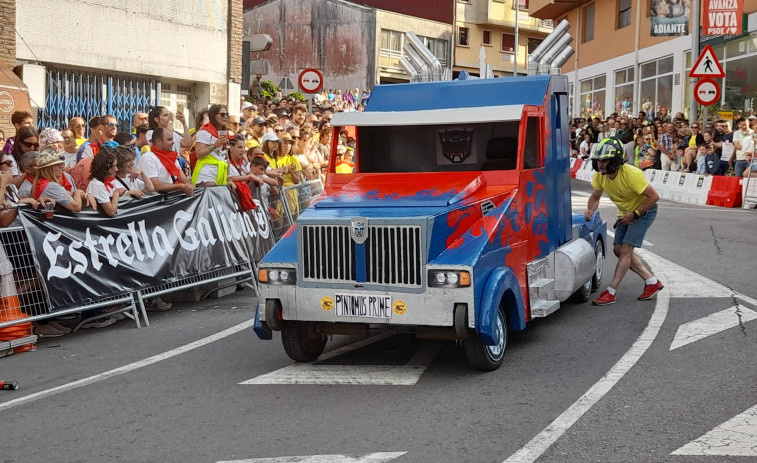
[{"xmin": 689, "ymin": 0, "xmax": 700, "ymax": 124}]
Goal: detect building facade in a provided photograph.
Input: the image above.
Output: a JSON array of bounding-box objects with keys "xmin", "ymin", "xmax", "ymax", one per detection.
[
  {"xmin": 6, "ymin": 0, "xmax": 243, "ymax": 134},
  {"xmin": 243, "ymin": 0, "xmax": 454, "ymax": 90},
  {"xmin": 455, "ymin": 0, "xmax": 553, "ymax": 78},
  {"xmin": 530, "ymin": 0, "xmax": 757, "ymax": 120}
]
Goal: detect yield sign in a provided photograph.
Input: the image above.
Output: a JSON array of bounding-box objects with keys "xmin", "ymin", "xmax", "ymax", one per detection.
[{"xmin": 689, "ymin": 44, "xmax": 725, "ymax": 78}]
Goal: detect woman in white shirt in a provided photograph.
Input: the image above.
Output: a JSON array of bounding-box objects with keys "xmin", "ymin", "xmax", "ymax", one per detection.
[
  {"xmin": 86, "ymin": 149, "xmax": 124, "ymax": 217},
  {"xmin": 192, "ymin": 104, "xmax": 230, "ymax": 186}
]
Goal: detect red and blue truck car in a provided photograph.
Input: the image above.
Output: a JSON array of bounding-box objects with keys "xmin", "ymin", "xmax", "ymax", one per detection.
[{"xmin": 253, "ymin": 74, "xmax": 607, "ymax": 370}]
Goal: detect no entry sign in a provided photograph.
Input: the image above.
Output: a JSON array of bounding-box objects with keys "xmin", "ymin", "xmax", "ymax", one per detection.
[{"xmin": 298, "ymin": 68, "xmax": 324, "ymax": 94}]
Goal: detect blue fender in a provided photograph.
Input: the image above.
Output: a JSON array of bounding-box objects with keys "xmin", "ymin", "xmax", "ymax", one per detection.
[
  {"xmin": 253, "ymin": 304, "xmax": 272, "ymax": 340},
  {"xmin": 478, "ymin": 267, "xmax": 527, "ymax": 345}
]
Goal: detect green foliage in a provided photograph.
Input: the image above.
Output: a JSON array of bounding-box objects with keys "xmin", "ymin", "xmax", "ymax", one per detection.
[
  {"xmin": 289, "ymin": 92, "xmax": 306, "ymax": 102},
  {"xmin": 260, "ymin": 80, "xmax": 279, "ymax": 98}
]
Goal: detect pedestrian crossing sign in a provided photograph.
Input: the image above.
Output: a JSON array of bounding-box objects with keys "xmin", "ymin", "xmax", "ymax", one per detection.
[{"xmin": 689, "ymin": 44, "xmax": 725, "ymax": 78}]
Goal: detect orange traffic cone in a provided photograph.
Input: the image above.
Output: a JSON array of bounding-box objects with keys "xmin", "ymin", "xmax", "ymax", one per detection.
[{"xmin": 0, "ymin": 296, "xmax": 33, "ymax": 353}]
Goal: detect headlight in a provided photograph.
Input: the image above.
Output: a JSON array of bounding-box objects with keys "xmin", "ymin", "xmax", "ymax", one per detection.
[
  {"xmin": 258, "ymin": 268, "xmax": 297, "ymax": 285},
  {"xmin": 428, "ymin": 270, "xmax": 470, "ymax": 288}
]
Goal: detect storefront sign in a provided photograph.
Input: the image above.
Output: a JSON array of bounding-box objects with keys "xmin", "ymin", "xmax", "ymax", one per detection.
[
  {"xmin": 703, "ymin": 0, "xmax": 744, "ymax": 36},
  {"xmin": 651, "ymin": 1, "xmax": 689, "ymax": 36},
  {"xmin": 717, "ymin": 110, "xmax": 734, "ymax": 120}
]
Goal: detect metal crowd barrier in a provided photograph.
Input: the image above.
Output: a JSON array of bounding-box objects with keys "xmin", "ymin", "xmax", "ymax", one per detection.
[{"xmin": 0, "ymin": 180, "xmax": 324, "ymax": 332}]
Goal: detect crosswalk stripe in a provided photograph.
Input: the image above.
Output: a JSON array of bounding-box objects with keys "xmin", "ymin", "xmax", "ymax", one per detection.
[{"xmin": 216, "ymin": 451, "xmax": 408, "ymax": 462}]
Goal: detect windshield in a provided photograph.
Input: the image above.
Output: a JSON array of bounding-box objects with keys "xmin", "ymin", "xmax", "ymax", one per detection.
[{"xmin": 355, "ymin": 121, "xmax": 521, "ymax": 173}]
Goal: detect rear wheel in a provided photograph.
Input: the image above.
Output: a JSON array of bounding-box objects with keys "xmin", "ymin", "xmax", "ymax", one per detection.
[
  {"xmin": 464, "ymin": 305, "xmax": 507, "ymax": 371},
  {"xmin": 281, "ymin": 321, "xmax": 326, "ymax": 362}
]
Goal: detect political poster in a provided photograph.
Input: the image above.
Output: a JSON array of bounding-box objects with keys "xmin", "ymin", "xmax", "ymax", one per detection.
[
  {"xmin": 651, "ymin": 0, "xmax": 690, "ymax": 37},
  {"xmin": 19, "ymin": 187, "xmax": 273, "ymax": 310},
  {"xmin": 703, "ymin": 0, "xmax": 744, "ymax": 36}
]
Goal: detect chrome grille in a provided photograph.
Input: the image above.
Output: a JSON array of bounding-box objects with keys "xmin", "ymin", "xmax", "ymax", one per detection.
[
  {"xmin": 301, "ymin": 223, "xmax": 423, "ymax": 287},
  {"xmin": 366, "ymin": 226, "xmax": 422, "ymax": 286},
  {"xmin": 302, "ymin": 225, "xmax": 355, "ymax": 281}
]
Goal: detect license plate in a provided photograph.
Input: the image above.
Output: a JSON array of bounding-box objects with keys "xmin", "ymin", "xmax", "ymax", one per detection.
[{"xmin": 335, "ymin": 293, "xmax": 392, "ymax": 319}]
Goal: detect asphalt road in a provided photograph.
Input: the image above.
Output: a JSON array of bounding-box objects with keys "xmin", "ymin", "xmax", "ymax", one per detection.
[{"xmin": 0, "ymin": 179, "xmax": 755, "ymax": 463}]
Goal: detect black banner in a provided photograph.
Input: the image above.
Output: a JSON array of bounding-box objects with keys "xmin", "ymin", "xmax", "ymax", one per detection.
[{"xmin": 19, "ymin": 187, "xmax": 274, "ymax": 310}]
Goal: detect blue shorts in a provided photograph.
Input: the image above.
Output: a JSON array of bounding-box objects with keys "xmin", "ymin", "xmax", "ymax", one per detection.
[{"xmin": 613, "ymin": 204, "xmax": 657, "ymax": 248}]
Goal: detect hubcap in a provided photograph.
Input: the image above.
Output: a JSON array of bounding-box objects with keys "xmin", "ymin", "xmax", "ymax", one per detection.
[
  {"xmin": 486, "ymin": 313, "xmax": 505, "ymax": 361},
  {"xmin": 595, "ymin": 245, "xmax": 604, "ymax": 281}
]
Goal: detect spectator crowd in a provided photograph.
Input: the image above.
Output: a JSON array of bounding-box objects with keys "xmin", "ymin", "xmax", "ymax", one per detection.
[
  {"xmin": 570, "ymin": 108, "xmax": 757, "ymax": 179},
  {"xmin": 0, "ymin": 89, "xmax": 367, "ymax": 339}
]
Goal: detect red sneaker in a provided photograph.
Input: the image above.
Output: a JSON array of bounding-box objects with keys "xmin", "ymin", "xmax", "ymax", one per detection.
[
  {"xmin": 593, "ymin": 290, "xmax": 616, "ymax": 306},
  {"xmin": 638, "ymin": 281, "xmax": 664, "ymax": 300}
]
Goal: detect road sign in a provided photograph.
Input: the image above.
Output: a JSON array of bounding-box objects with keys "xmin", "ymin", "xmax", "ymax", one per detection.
[
  {"xmin": 279, "ymin": 77, "xmax": 294, "ymax": 90},
  {"xmin": 298, "ymin": 68, "xmax": 324, "ymax": 94},
  {"xmin": 689, "ymin": 44, "xmax": 725, "ymax": 78},
  {"xmin": 694, "ymin": 79, "xmax": 721, "ymax": 106}
]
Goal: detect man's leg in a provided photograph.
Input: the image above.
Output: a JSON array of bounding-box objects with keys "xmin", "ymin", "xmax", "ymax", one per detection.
[{"xmin": 609, "ymin": 244, "xmax": 636, "ymax": 290}]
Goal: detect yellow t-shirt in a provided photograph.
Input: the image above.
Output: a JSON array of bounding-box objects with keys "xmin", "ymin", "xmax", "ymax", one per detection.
[
  {"xmin": 591, "ymin": 164, "xmax": 649, "ymax": 216},
  {"xmin": 265, "ymin": 153, "xmax": 301, "ymax": 186},
  {"xmin": 246, "ymin": 137, "xmax": 261, "ymax": 150},
  {"xmin": 75, "ymin": 137, "xmax": 87, "ymax": 146}
]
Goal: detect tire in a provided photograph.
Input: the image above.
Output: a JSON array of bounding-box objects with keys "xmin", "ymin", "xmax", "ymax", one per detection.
[
  {"xmin": 265, "ymin": 299, "xmax": 283, "ymax": 331},
  {"xmin": 454, "ymin": 304, "xmax": 469, "ymax": 339},
  {"xmin": 281, "ymin": 321, "xmax": 326, "ymax": 362},
  {"xmin": 570, "ymin": 278, "xmax": 592, "ymax": 302},
  {"xmin": 592, "ymin": 239, "xmax": 605, "ymax": 292},
  {"xmin": 464, "ymin": 304, "xmax": 507, "ymax": 371}
]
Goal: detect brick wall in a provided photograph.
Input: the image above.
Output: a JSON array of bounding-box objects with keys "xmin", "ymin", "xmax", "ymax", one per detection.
[
  {"xmin": 229, "ymin": 0, "xmax": 243, "ymax": 83},
  {"xmin": 0, "ymin": 0, "xmax": 16, "ymax": 67}
]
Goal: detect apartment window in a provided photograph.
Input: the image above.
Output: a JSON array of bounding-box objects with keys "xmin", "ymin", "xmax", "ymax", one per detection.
[
  {"xmin": 380, "ymin": 29, "xmax": 403, "ymax": 53},
  {"xmin": 527, "ymin": 38, "xmax": 542, "ymax": 54},
  {"xmin": 579, "ymin": 75, "xmax": 606, "ymax": 118},
  {"xmin": 501, "ymin": 33, "xmax": 515, "ymax": 53},
  {"xmin": 483, "ymin": 30, "xmax": 492, "ymax": 46},
  {"xmin": 614, "ymin": 67, "xmax": 635, "ymax": 114},
  {"xmin": 459, "ymin": 27, "xmax": 470, "ymax": 46},
  {"xmin": 640, "ymin": 56, "xmax": 674, "ymax": 117},
  {"xmin": 513, "ymin": 0, "xmax": 529, "ymax": 8},
  {"xmin": 618, "ymin": 0, "xmax": 632, "ymax": 29},
  {"xmin": 583, "ymin": 4, "xmax": 595, "ymax": 42}
]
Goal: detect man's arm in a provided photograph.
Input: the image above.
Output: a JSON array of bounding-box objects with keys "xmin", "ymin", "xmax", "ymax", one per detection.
[
  {"xmin": 584, "ymin": 188, "xmax": 603, "ymax": 221},
  {"xmin": 150, "ymin": 177, "xmax": 187, "ymax": 194}
]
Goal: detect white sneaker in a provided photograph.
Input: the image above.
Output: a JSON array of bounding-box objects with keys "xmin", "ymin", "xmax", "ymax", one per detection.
[
  {"xmin": 148, "ymin": 298, "xmax": 172, "ymax": 312},
  {"xmin": 81, "ymin": 317, "xmax": 117, "ymax": 329}
]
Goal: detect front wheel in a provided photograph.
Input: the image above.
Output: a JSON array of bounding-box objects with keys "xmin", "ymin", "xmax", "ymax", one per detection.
[
  {"xmin": 592, "ymin": 239, "xmax": 605, "ymax": 292},
  {"xmin": 281, "ymin": 321, "xmax": 326, "ymax": 362},
  {"xmin": 464, "ymin": 305, "xmax": 507, "ymax": 371}
]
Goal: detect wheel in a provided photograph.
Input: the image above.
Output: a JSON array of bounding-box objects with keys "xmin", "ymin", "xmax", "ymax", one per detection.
[
  {"xmin": 570, "ymin": 278, "xmax": 592, "ymax": 302},
  {"xmin": 281, "ymin": 321, "xmax": 326, "ymax": 362},
  {"xmin": 591, "ymin": 239, "xmax": 604, "ymax": 292},
  {"xmin": 265, "ymin": 299, "xmax": 283, "ymax": 331},
  {"xmin": 454, "ymin": 304, "xmax": 469, "ymax": 339},
  {"xmin": 464, "ymin": 304, "xmax": 507, "ymax": 371}
]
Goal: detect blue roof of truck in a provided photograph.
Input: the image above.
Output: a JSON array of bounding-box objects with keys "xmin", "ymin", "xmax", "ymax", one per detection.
[
  {"xmin": 365, "ymin": 75, "xmax": 551, "ymax": 112},
  {"xmin": 332, "ymin": 75, "xmax": 552, "ymax": 127}
]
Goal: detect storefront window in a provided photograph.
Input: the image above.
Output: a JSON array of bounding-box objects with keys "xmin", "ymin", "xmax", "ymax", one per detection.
[
  {"xmin": 718, "ymin": 32, "xmax": 757, "ymax": 117},
  {"xmin": 614, "ymin": 67, "xmax": 634, "ymax": 115},
  {"xmin": 639, "ymin": 56, "xmax": 673, "ymax": 119},
  {"xmin": 579, "ymin": 75, "xmax": 606, "ymax": 119}
]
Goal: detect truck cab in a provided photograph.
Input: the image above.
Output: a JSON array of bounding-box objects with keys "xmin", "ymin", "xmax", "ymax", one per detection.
[{"xmin": 254, "ymin": 75, "xmax": 606, "ymax": 370}]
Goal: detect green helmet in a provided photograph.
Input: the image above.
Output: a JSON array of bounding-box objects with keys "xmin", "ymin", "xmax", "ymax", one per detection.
[
  {"xmin": 591, "ymin": 137, "xmax": 624, "ymax": 160},
  {"xmin": 591, "ymin": 137, "xmax": 625, "ymax": 174}
]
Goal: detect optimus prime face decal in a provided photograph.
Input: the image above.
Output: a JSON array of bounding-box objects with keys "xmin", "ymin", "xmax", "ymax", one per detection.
[
  {"xmin": 438, "ymin": 129, "xmax": 475, "ymax": 164},
  {"xmin": 350, "ymin": 218, "xmax": 369, "ymax": 244}
]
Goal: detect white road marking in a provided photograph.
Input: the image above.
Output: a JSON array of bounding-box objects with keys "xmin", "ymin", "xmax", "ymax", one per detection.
[
  {"xmin": 0, "ymin": 319, "xmax": 255, "ymax": 412},
  {"xmin": 502, "ymin": 249, "xmax": 670, "ymax": 463},
  {"xmin": 241, "ymin": 335, "xmax": 442, "ymax": 386},
  {"xmin": 216, "ymin": 452, "xmax": 407, "ymax": 463},
  {"xmin": 504, "ymin": 249, "xmax": 757, "ymax": 463},
  {"xmin": 670, "ymin": 305, "xmax": 757, "ymax": 350},
  {"xmin": 605, "ymin": 229, "xmax": 654, "ymax": 247},
  {"xmin": 672, "ymin": 404, "xmax": 757, "ymax": 456}
]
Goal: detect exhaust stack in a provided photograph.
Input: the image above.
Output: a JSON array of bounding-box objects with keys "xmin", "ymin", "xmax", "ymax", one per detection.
[{"xmin": 528, "ymin": 19, "xmax": 570, "ymax": 75}]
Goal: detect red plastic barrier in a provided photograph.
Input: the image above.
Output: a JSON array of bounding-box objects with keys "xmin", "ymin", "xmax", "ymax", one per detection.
[
  {"xmin": 570, "ymin": 158, "xmax": 583, "ymax": 178},
  {"xmin": 706, "ymin": 176, "xmax": 743, "ymax": 208}
]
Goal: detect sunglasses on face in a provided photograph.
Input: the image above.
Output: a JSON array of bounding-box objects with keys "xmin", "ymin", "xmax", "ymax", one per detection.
[
  {"xmin": 228, "ymin": 121, "xmax": 240, "ymax": 126},
  {"xmin": 107, "ymin": 122, "xmax": 118, "ymax": 128},
  {"xmin": 0, "ymin": 161, "xmax": 13, "ymax": 167},
  {"xmin": 217, "ymin": 112, "xmax": 229, "ymax": 117},
  {"xmin": 21, "ymin": 141, "xmax": 40, "ymax": 149}
]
